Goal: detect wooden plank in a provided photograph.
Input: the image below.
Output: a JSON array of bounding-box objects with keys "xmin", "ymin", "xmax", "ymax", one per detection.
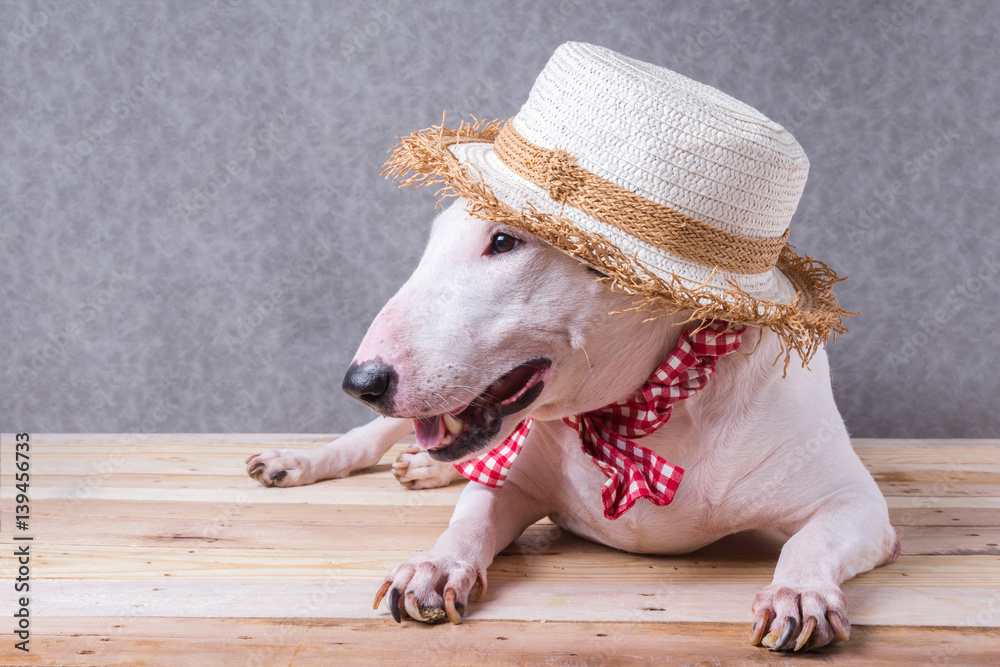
[
  {"xmin": 6, "ymin": 537, "xmax": 995, "ymax": 587},
  {"xmin": 7, "ymin": 437, "xmax": 1000, "ymax": 501},
  {"xmin": 884, "ymin": 496, "xmax": 1000, "ymax": 509},
  {"xmin": 8, "ymin": 480, "xmax": 999, "ymax": 507},
  {"xmin": 11, "ymin": 579, "xmax": 999, "ymax": 627},
  {"xmin": 890, "ymin": 506, "xmax": 1000, "ymax": 526},
  {"xmin": 14, "ymin": 447, "xmax": 1000, "ymax": 480},
  {"xmin": 5, "ymin": 434, "xmax": 999, "ymax": 473},
  {"xmin": 0, "ymin": 483, "xmax": 467, "ymax": 506},
  {"xmin": 8, "ymin": 497, "xmax": 1000, "ymax": 535},
  {"xmin": 7, "ymin": 471, "xmax": 1000, "ymax": 497},
  {"xmin": 1, "ymin": 617, "xmax": 997, "ymax": 667},
  {"xmin": 853, "ymin": 438, "xmax": 1000, "ymax": 449},
  {"xmin": 8, "ymin": 499, "xmax": 999, "ymax": 557},
  {"xmin": 894, "ymin": 525, "xmax": 1000, "ymax": 555},
  {"xmin": 876, "ymin": 480, "xmax": 1000, "ymax": 497}
]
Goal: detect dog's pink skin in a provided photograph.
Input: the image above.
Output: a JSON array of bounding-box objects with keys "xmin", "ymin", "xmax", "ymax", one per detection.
[{"xmin": 246, "ymin": 200, "xmax": 897, "ymax": 650}]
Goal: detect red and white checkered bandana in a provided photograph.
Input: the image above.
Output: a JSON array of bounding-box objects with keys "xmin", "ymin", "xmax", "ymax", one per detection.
[{"xmin": 454, "ymin": 321, "xmax": 746, "ymax": 519}]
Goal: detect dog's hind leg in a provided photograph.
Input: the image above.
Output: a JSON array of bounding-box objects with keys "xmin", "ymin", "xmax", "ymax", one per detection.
[
  {"xmin": 246, "ymin": 416, "xmax": 413, "ymax": 487},
  {"xmin": 749, "ymin": 489, "xmax": 899, "ymax": 652}
]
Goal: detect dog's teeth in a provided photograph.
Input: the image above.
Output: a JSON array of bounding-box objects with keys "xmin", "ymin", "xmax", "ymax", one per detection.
[
  {"xmin": 440, "ymin": 434, "xmax": 455, "ymax": 446},
  {"xmin": 443, "ymin": 413, "xmax": 465, "ymax": 435}
]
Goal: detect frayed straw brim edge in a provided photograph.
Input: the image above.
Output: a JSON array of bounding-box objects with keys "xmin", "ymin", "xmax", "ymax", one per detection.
[{"xmin": 381, "ymin": 117, "xmax": 855, "ymax": 369}]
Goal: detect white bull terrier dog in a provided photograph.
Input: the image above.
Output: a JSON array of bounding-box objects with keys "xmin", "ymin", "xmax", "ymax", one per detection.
[{"xmin": 246, "ymin": 42, "xmax": 899, "ymax": 652}]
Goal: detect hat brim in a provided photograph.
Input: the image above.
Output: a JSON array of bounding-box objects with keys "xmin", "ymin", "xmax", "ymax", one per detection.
[{"xmin": 382, "ymin": 118, "xmax": 852, "ymax": 366}]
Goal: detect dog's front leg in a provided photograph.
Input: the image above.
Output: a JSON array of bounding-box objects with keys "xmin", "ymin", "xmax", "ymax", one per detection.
[
  {"xmin": 246, "ymin": 416, "xmax": 412, "ymax": 487},
  {"xmin": 374, "ymin": 479, "xmax": 548, "ymax": 624},
  {"xmin": 750, "ymin": 494, "xmax": 899, "ymax": 652}
]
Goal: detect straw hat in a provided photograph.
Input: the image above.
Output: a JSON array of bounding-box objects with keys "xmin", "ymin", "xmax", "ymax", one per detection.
[{"xmin": 383, "ymin": 41, "xmax": 850, "ymax": 363}]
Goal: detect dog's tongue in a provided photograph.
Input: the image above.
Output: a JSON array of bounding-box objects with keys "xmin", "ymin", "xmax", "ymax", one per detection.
[{"xmin": 414, "ymin": 414, "xmax": 445, "ymax": 449}]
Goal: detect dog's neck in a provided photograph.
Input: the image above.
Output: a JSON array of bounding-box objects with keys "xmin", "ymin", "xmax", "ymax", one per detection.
[{"xmin": 539, "ymin": 308, "xmax": 782, "ymax": 429}]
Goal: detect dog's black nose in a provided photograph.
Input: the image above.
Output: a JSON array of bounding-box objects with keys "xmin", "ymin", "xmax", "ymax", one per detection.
[{"xmin": 342, "ymin": 360, "xmax": 397, "ymax": 411}]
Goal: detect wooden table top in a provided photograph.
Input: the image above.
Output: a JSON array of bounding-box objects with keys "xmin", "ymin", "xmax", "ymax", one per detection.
[{"xmin": 1, "ymin": 434, "xmax": 998, "ymax": 665}]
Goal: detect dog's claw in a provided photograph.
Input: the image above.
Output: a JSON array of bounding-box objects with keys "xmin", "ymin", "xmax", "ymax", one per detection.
[
  {"xmin": 247, "ymin": 462, "xmax": 263, "ymax": 474},
  {"xmin": 768, "ymin": 617, "xmax": 797, "ymax": 652},
  {"xmin": 391, "ymin": 450, "xmax": 411, "ymax": 481},
  {"xmin": 444, "ymin": 588, "xmax": 462, "ymax": 624},
  {"xmin": 794, "ymin": 616, "xmax": 817, "ymax": 651},
  {"xmin": 389, "ymin": 588, "xmax": 402, "ymax": 623},
  {"xmin": 403, "ymin": 591, "xmax": 447, "ymax": 623},
  {"xmin": 270, "ymin": 470, "xmax": 287, "ymax": 482},
  {"xmin": 404, "ymin": 592, "xmax": 421, "ymax": 620},
  {"xmin": 373, "ymin": 581, "xmax": 391, "ymax": 610},
  {"xmin": 828, "ymin": 611, "xmax": 851, "ymax": 642},
  {"xmin": 749, "ymin": 608, "xmax": 771, "ymax": 645}
]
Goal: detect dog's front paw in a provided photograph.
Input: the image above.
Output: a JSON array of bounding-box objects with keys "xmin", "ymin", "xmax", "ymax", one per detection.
[
  {"xmin": 373, "ymin": 554, "xmax": 487, "ymax": 625},
  {"xmin": 750, "ymin": 584, "xmax": 850, "ymax": 652},
  {"xmin": 245, "ymin": 448, "xmax": 319, "ymax": 487},
  {"xmin": 391, "ymin": 446, "xmax": 461, "ymax": 489}
]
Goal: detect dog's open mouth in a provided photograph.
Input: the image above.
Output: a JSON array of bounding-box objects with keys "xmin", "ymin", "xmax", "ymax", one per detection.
[{"xmin": 412, "ymin": 358, "xmax": 551, "ymax": 462}]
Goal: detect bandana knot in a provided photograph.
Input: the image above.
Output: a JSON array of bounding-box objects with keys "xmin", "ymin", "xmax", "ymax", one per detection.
[{"xmin": 454, "ymin": 321, "xmax": 745, "ymax": 519}]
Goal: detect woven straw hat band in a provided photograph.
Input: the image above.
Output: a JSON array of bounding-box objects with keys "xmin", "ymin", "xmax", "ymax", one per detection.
[{"xmin": 493, "ymin": 121, "xmax": 789, "ymax": 276}]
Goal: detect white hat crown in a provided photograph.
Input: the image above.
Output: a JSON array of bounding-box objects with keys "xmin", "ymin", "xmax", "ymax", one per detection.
[{"xmin": 512, "ymin": 41, "xmax": 810, "ymax": 243}]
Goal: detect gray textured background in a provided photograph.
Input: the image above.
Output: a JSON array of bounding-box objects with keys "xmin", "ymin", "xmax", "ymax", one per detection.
[{"xmin": 2, "ymin": 0, "xmax": 998, "ymax": 437}]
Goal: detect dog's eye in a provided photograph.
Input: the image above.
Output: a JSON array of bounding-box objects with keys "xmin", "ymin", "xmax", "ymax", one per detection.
[{"xmin": 488, "ymin": 232, "xmax": 522, "ymax": 255}]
